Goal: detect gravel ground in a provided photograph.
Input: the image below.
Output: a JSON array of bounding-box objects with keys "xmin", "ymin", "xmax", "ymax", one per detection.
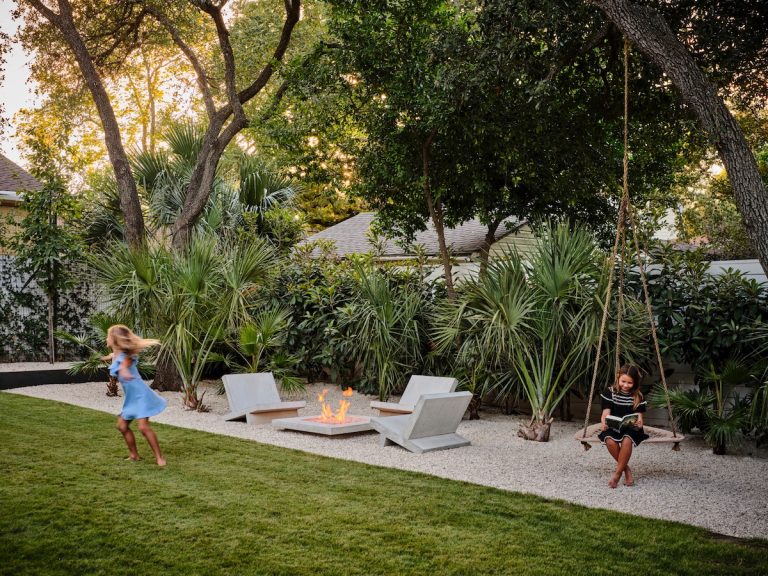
[{"xmin": 5, "ymin": 380, "xmax": 768, "ymax": 540}]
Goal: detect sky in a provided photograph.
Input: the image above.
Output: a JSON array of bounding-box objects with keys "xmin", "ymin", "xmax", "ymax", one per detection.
[{"xmin": 0, "ymin": 2, "xmax": 37, "ymax": 168}]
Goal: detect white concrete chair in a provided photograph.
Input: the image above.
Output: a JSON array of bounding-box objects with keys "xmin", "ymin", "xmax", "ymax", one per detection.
[
  {"xmin": 370, "ymin": 391, "xmax": 472, "ymax": 453},
  {"xmin": 370, "ymin": 375, "xmax": 458, "ymax": 416},
  {"xmin": 222, "ymin": 372, "xmax": 306, "ymax": 424}
]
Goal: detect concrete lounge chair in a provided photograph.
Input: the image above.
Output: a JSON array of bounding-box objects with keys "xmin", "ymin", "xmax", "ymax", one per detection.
[
  {"xmin": 370, "ymin": 375, "xmax": 458, "ymax": 416},
  {"xmin": 370, "ymin": 391, "xmax": 472, "ymax": 453},
  {"xmin": 222, "ymin": 372, "xmax": 306, "ymax": 424}
]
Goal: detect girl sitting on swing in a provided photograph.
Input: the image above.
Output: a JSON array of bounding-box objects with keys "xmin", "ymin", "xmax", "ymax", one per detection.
[{"xmin": 599, "ymin": 364, "xmax": 650, "ymax": 488}]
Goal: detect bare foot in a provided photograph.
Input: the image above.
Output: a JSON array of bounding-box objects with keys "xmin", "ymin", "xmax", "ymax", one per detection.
[
  {"xmin": 156, "ymin": 457, "xmax": 167, "ymax": 467},
  {"xmin": 126, "ymin": 455, "xmax": 141, "ymax": 462},
  {"xmin": 624, "ymin": 467, "xmax": 634, "ymax": 487},
  {"xmin": 608, "ymin": 473, "xmax": 621, "ymax": 489}
]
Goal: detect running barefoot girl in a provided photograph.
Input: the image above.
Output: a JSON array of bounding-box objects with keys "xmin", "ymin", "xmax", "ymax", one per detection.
[
  {"xmin": 106, "ymin": 325, "xmax": 167, "ymax": 466},
  {"xmin": 598, "ymin": 364, "xmax": 649, "ymax": 488}
]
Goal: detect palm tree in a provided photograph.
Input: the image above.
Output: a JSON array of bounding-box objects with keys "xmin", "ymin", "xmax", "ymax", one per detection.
[
  {"xmin": 89, "ymin": 233, "xmax": 280, "ymax": 406},
  {"xmin": 83, "ymin": 122, "xmax": 299, "ymax": 245},
  {"xmin": 236, "ymin": 153, "xmax": 299, "ymax": 233}
]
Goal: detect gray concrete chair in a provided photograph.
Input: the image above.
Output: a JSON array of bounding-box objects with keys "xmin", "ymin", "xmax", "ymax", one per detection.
[
  {"xmin": 370, "ymin": 391, "xmax": 472, "ymax": 453},
  {"xmin": 370, "ymin": 375, "xmax": 458, "ymax": 416},
  {"xmin": 222, "ymin": 372, "xmax": 306, "ymax": 424}
]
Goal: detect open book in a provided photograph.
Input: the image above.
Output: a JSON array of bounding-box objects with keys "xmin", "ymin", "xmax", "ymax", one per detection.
[{"xmin": 605, "ymin": 413, "xmax": 640, "ymax": 432}]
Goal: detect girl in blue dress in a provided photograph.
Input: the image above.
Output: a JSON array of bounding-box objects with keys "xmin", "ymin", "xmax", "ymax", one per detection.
[
  {"xmin": 106, "ymin": 325, "xmax": 167, "ymax": 466},
  {"xmin": 598, "ymin": 364, "xmax": 649, "ymax": 488}
]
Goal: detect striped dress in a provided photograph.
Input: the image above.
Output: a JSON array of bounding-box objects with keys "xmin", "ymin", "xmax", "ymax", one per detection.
[{"xmin": 597, "ymin": 387, "xmax": 650, "ymax": 446}]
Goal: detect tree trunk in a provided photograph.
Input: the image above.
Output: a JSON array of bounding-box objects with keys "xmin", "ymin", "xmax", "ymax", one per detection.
[
  {"xmin": 479, "ymin": 220, "xmax": 501, "ymax": 278},
  {"xmin": 106, "ymin": 376, "xmax": 120, "ymax": 397},
  {"xmin": 171, "ymin": 126, "xmax": 236, "ymax": 249},
  {"xmin": 591, "ymin": 0, "xmax": 768, "ymax": 275},
  {"xmin": 155, "ymin": 1, "xmax": 301, "ymax": 249},
  {"xmin": 151, "ymin": 355, "xmax": 183, "ymax": 392},
  {"xmin": 421, "ymin": 133, "xmax": 456, "ymax": 300},
  {"xmin": 517, "ymin": 417, "xmax": 553, "ymax": 442},
  {"xmin": 27, "ymin": 0, "xmax": 145, "ymax": 247},
  {"xmin": 47, "ymin": 290, "xmax": 55, "ymax": 364},
  {"xmin": 468, "ymin": 390, "xmax": 482, "ymax": 420}
]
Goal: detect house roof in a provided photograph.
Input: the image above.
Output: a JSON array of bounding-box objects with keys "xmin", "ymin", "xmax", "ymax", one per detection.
[
  {"xmin": 0, "ymin": 154, "xmax": 41, "ymax": 200},
  {"xmin": 301, "ymin": 212, "xmax": 524, "ymax": 258}
]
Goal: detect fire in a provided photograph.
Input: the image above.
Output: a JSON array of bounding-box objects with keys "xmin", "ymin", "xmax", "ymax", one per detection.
[{"xmin": 315, "ymin": 387, "xmax": 355, "ymax": 424}]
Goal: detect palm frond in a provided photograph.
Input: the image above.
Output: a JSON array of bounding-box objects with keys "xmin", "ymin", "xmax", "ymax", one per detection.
[{"xmin": 165, "ymin": 122, "xmax": 205, "ymax": 164}]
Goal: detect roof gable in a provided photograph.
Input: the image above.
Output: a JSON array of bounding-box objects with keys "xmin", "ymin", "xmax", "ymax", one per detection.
[
  {"xmin": 302, "ymin": 212, "xmax": 523, "ymax": 258},
  {"xmin": 0, "ymin": 154, "xmax": 42, "ymax": 195}
]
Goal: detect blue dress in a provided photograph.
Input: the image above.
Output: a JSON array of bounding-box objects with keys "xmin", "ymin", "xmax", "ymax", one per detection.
[{"xmin": 109, "ymin": 352, "xmax": 167, "ymax": 420}]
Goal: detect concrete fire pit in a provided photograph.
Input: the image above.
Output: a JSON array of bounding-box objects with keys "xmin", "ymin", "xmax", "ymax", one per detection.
[{"xmin": 272, "ymin": 415, "xmax": 373, "ymax": 436}]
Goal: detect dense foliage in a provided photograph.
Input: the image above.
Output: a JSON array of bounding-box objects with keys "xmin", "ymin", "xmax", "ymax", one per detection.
[{"xmin": 637, "ymin": 243, "xmax": 768, "ymax": 453}]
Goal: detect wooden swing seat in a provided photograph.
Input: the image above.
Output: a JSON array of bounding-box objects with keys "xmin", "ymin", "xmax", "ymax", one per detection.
[{"xmin": 575, "ymin": 423, "xmax": 685, "ymax": 446}]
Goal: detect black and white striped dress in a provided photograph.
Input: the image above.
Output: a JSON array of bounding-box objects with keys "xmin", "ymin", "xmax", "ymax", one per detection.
[{"xmin": 597, "ymin": 387, "xmax": 650, "ymax": 446}]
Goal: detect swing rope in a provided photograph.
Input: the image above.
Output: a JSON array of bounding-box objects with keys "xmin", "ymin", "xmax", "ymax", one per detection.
[{"xmin": 579, "ymin": 39, "xmax": 681, "ymax": 451}]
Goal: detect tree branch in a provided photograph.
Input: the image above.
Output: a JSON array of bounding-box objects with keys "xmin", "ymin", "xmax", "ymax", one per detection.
[
  {"xmin": 91, "ymin": 8, "xmax": 147, "ymax": 67},
  {"xmin": 146, "ymin": 5, "xmax": 216, "ymax": 120},
  {"xmin": 199, "ymin": 2, "xmax": 246, "ymax": 126},
  {"xmin": 591, "ymin": 0, "xmax": 768, "ymax": 273},
  {"xmin": 234, "ymin": 0, "xmax": 301, "ymax": 107}
]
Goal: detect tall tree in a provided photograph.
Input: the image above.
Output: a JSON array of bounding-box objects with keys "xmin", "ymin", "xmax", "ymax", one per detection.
[
  {"xmin": 14, "ymin": 0, "xmax": 147, "ymax": 246},
  {"xmin": 5, "ymin": 121, "xmax": 84, "ymax": 362},
  {"xmin": 463, "ymin": 0, "xmax": 696, "ymax": 270},
  {"xmin": 590, "ymin": 0, "xmax": 768, "ymax": 273},
  {"xmin": 317, "ymin": 0, "xmax": 483, "ymax": 298},
  {"xmin": 13, "ymin": 0, "xmax": 302, "ymax": 247}
]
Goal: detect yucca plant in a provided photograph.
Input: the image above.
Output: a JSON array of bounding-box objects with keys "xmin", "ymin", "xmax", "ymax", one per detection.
[
  {"xmin": 164, "ymin": 323, "xmax": 224, "ymax": 412},
  {"xmin": 433, "ymin": 254, "xmax": 534, "ymax": 418},
  {"xmin": 513, "ymin": 309, "xmax": 591, "ymax": 441},
  {"xmin": 433, "ymin": 220, "xmax": 624, "ymax": 438}
]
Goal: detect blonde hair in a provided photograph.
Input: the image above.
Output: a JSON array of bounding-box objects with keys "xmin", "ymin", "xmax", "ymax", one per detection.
[{"xmin": 107, "ymin": 325, "xmax": 160, "ymax": 355}]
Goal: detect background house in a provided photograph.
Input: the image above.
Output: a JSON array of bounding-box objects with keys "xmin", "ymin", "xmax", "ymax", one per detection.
[
  {"xmin": 300, "ymin": 211, "xmax": 534, "ymax": 281},
  {"xmin": 0, "ymin": 153, "xmax": 41, "ymax": 255}
]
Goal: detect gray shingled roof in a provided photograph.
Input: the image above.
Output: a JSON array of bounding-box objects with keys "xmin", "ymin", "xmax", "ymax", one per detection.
[
  {"xmin": 0, "ymin": 153, "xmax": 41, "ymax": 195},
  {"xmin": 302, "ymin": 212, "xmax": 522, "ymax": 258}
]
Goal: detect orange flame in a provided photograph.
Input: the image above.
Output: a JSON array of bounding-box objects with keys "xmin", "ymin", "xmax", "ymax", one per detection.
[{"xmin": 316, "ymin": 387, "xmax": 354, "ymax": 423}]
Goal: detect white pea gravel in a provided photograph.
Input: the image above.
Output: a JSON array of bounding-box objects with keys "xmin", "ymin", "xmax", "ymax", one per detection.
[{"xmin": 4, "ymin": 380, "xmax": 767, "ymax": 540}]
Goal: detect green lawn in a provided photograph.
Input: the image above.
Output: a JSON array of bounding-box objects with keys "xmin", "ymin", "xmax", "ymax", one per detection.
[{"xmin": 1, "ymin": 393, "xmax": 765, "ymax": 576}]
